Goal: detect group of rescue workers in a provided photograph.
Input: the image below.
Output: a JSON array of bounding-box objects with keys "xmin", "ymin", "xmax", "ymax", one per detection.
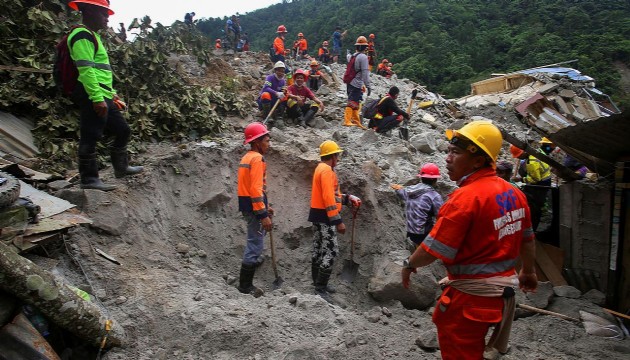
[{"xmin": 61, "ymin": 2, "xmax": 574, "ymax": 357}]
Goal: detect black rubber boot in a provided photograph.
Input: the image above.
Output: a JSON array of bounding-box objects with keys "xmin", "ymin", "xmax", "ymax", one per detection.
[
  {"xmin": 110, "ymin": 147, "xmax": 144, "ymax": 178},
  {"xmin": 261, "ymin": 103, "xmax": 271, "ymax": 119},
  {"xmin": 237, "ymin": 263, "xmax": 264, "ymax": 298},
  {"xmin": 311, "ymin": 261, "xmax": 335, "ymax": 293},
  {"xmin": 302, "ymin": 108, "xmax": 317, "ymax": 127},
  {"xmin": 314, "ymin": 267, "xmax": 334, "ymax": 303},
  {"xmin": 79, "ymin": 153, "xmax": 117, "ymax": 191}
]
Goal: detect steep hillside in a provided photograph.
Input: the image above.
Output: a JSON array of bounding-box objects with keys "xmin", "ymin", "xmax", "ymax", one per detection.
[{"xmin": 198, "ymin": 0, "xmax": 630, "ymax": 105}]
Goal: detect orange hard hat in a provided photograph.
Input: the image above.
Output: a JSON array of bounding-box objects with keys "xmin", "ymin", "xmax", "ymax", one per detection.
[
  {"xmin": 277, "ymin": 25, "xmax": 287, "ymax": 33},
  {"xmin": 369, "ymin": 33, "xmax": 375, "ymax": 39},
  {"xmin": 260, "ymin": 92, "xmax": 272, "ymax": 101},
  {"xmin": 244, "ymin": 122, "xmax": 269, "ymax": 144},
  {"xmin": 355, "ymin": 36, "xmax": 368, "ymax": 46},
  {"xmin": 418, "ymin": 163, "xmax": 441, "ymax": 179},
  {"xmin": 298, "ymin": 32, "xmax": 304, "ymax": 37},
  {"xmin": 510, "ymin": 144, "xmax": 524, "ymax": 158},
  {"xmin": 68, "ymin": 0, "xmax": 114, "ymax": 15},
  {"xmin": 310, "ymin": 60, "xmax": 319, "ymax": 67}
]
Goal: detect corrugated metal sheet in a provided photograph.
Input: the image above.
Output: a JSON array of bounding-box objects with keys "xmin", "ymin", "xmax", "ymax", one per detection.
[
  {"xmin": 0, "ymin": 111, "xmax": 39, "ymax": 160},
  {"xmin": 546, "ymin": 112, "xmax": 630, "ymax": 178}
]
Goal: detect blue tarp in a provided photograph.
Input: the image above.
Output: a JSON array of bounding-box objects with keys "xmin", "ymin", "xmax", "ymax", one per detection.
[{"xmin": 519, "ymin": 67, "xmax": 594, "ymax": 82}]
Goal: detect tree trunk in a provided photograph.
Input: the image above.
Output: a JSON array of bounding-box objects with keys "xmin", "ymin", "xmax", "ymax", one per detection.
[{"xmin": 0, "ymin": 241, "xmax": 125, "ymax": 348}]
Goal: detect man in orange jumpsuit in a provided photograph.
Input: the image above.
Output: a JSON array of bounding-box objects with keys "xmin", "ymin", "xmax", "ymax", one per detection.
[
  {"xmin": 237, "ymin": 122, "xmax": 273, "ymax": 297},
  {"xmin": 401, "ymin": 120, "xmax": 538, "ymax": 360},
  {"xmin": 309, "ymin": 141, "xmax": 361, "ymax": 303}
]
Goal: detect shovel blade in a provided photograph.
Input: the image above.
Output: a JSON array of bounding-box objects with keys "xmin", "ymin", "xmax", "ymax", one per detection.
[
  {"xmin": 272, "ymin": 276, "xmax": 284, "ymax": 290},
  {"xmin": 399, "ymin": 127, "xmax": 409, "ymax": 141},
  {"xmin": 341, "ymin": 259, "xmax": 359, "ymax": 282}
]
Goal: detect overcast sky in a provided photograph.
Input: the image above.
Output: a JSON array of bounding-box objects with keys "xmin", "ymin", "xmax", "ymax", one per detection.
[{"xmin": 108, "ymin": 0, "xmax": 282, "ymax": 28}]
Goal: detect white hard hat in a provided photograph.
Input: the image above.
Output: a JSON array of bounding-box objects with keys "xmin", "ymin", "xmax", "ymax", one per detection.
[{"xmin": 273, "ymin": 61, "xmax": 286, "ymax": 69}]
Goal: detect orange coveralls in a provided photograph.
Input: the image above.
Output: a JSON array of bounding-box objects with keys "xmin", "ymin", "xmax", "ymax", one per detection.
[{"xmin": 421, "ymin": 167, "xmax": 534, "ymax": 360}]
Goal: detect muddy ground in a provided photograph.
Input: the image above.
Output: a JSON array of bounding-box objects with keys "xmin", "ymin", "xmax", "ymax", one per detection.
[{"xmin": 31, "ymin": 52, "xmax": 630, "ymax": 359}]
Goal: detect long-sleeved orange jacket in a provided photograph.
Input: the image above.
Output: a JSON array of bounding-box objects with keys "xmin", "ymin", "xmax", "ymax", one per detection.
[
  {"xmin": 237, "ymin": 151, "xmax": 268, "ymax": 219},
  {"xmin": 308, "ymin": 162, "xmax": 343, "ymax": 225}
]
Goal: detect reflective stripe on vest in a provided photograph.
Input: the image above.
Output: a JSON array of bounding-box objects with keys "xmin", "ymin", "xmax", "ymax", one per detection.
[
  {"xmin": 423, "ymin": 234, "xmax": 457, "ymax": 260},
  {"xmin": 446, "ymin": 258, "xmax": 517, "ymax": 276}
]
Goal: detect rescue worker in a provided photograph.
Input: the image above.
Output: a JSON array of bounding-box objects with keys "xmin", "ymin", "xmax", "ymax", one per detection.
[
  {"xmin": 225, "ymin": 15, "xmax": 240, "ymax": 50},
  {"xmin": 377, "ymin": 59, "xmax": 388, "ymax": 76},
  {"xmin": 285, "ymin": 69, "xmax": 324, "ymax": 128},
  {"xmin": 368, "ymin": 86, "xmax": 410, "ymax": 134},
  {"xmin": 401, "ymin": 120, "xmax": 538, "ymax": 360},
  {"xmin": 306, "ymin": 60, "xmax": 322, "ymax": 91},
  {"xmin": 331, "ymin": 26, "xmax": 346, "ymax": 63},
  {"xmin": 496, "ymin": 160, "xmax": 517, "ymax": 186},
  {"xmin": 257, "ymin": 61, "xmax": 287, "ymax": 126},
  {"xmin": 215, "ymin": 38, "xmax": 222, "ymax": 49},
  {"xmin": 344, "ymin": 36, "xmax": 370, "ymax": 129},
  {"xmin": 184, "ymin": 11, "xmax": 195, "ymax": 26},
  {"xmin": 67, "ymin": 0, "xmax": 143, "ymax": 191},
  {"xmin": 237, "ymin": 122, "xmax": 273, "ymax": 298},
  {"xmin": 510, "ymin": 144, "xmax": 551, "ymax": 231},
  {"xmin": 272, "ymin": 25, "xmax": 288, "ymax": 65},
  {"xmin": 296, "ymin": 32, "xmax": 308, "ymax": 60},
  {"xmin": 318, "ymin": 41, "xmax": 331, "ymax": 64},
  {"xmin": 309, "ymin": 141, "xmax": 361, "ymax": 303},
  {"xmin": 391, "ymin": 163, "xmax": 444, "ymax": 252},
  {"xmin": 367, "ymin": 33, "xmax": 376, "ymax": 72}
]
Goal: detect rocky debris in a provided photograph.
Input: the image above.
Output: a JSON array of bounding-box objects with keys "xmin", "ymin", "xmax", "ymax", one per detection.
[
  {"xmin": 525, "ymin": 281, "xmax": 555, "ymax": 309},
  {"xmin": 582, "ymin": 289, "xmax": 606, "ymax": 306},
  {"xmin": 83, "ymin": 189, "xmax": 129, "ymax": 236},
  {"xmin": 553, "ymin": 285, "xmax": 582, "ymax": 299},
  {"xmin": 415, "ymin": 328, "xmax": 439, "ymax": 350}
]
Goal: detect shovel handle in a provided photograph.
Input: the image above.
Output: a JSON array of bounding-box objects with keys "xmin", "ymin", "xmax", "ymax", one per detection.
[
  {"xmin": 350, "ymin": 203, "xmax": 360, "ymax": 259},
  {"xmin": 262, "ymin": 98, "xmax": 281, "ymax": 125},
  {"xmin": 269, "ymin": 230, "xmax": 279, "ymax": 278}
]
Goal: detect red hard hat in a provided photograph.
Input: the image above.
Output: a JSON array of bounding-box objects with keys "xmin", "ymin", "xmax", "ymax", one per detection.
[
  {"xmin": 277, "ymin": 25, "xmax": 287, "ymax": 33},
  {"xmin": 322, "ymin": 41, "xmax": 328, "ymax": 46},
  {"xmin": 382, "ymin": 59, "xmax": 388, "ymax": 63},
  {"xmin": 68, "ymin": 0, "xmax": 114, "ymax": 15},
  {"xmin": 244, "ymin": 122, "xmax": 269, "ymax": 144},
  {"xmin": 418, "ymin": 163, "xmax": 441, "ymax": 178},
  {"xmin": 369, "ymin": 33, "xmax": 375, "ymax": 39},
  {"xmin": 294, "ymin": 69, "xmax": 308, "ymax": 78},
  {"xmin": 298, "ymin": 32, "xmax": 304, "ymax": 37},
  {"xmin": 510, "ymin": 145, "xmax": 524, "ymax": 158}
]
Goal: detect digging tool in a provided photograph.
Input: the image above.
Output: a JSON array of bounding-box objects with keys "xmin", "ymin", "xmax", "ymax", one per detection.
[
  {"xmin": 262, "ymin": 98, "xmax": 281, "ymax": 125},
  {"xmin": 341, "ymin": 204, "xmax": 360, "ymax": 282},
  {"xmin": 399, "ymin": 89, "xmax": 418, "ymax": 140},
  {"xmin": 517, "ymin": 303, "xmax": 580, "ymax": 322},
  {"xmin": 268, "ymin": 227, "xmax": 284, "ymax": 289}
]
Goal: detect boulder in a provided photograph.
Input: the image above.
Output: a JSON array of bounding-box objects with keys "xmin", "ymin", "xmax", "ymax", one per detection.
[
  {"xmin": 84, "ymin": 189, "xmax": 129, "ymax": 236},
  {"xmin": 409, "ymin": 133, "xmax": 436, "ymax": 154},
  {"xmin": 553, "ymin": 285, "xmax": 581, "ymax": 299},
  {"xmin": 526, "ymin": 281, "xmax": 554, "ymax": 308}
]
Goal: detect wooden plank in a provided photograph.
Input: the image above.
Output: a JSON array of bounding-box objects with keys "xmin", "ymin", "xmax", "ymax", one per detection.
[{"xmin": 535, "ymin": 240, "xmax": 568, "ymax": 286}]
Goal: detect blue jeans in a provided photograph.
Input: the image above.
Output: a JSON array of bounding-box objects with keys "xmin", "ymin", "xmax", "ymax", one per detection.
[{"xmin": 242, "ymin": 212, "xmax": 265, "ymax": 265}]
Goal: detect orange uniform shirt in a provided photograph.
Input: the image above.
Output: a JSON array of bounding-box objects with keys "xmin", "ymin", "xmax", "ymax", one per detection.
[
  {"xmin": 298, "ymin": 38, "xmax": 308, "ymax": 51},
  {"xmin": 308, "ymin": 162, "xmax": 343, "ymax": 225},
  {"xmin": 237, "ymin": 151, "xmax": 268, "ymax": 219},
  {"xmin": 273, "ymin": 37, "xmax": 285, "ymax": 55},
  {"xmin": 421, "ymin": 167, "xmax": 534, "ymax": 279}
]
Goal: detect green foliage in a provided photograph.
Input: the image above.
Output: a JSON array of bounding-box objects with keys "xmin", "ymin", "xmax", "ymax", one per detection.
[
  {"xmin": 197, "ymin": 0, "xmax": 630, "ymax": 107},
  {"xmin": 0, "ymin": 1, "xmax": 244, "ymax": 172}
]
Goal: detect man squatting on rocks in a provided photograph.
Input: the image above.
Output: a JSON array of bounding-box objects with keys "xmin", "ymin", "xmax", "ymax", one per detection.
[
  {"xmin": 401, "ymin": 120, "xmax": 538, "ymax": 360},
  {"xmin": 309, "ymin": 141, "xmax": 361, "ymax": 303},
  {"xmin": 67, "ymin": 0, "xmax": 143, "ymax": 192},
  {"xmin": 368, "ymin": 86, "xmax": 410, "ymax": 134},
  {"xmin": 285, "ymin": 69, "xmax": 325, "ymax": 128},
  {"xmin": 391, "ymin": 163, "xmax": 443, "ymax": 252},
  {"xmin": 237, "ymin": 122, "xmax": 273, "ymax": 297},
  {"xmin": 344, "ymin": 36, "xmax": 371, "ymax": 129},
  {"xmin": 257, "ymin": 61, "xmax": 288, "ymax": 127}
]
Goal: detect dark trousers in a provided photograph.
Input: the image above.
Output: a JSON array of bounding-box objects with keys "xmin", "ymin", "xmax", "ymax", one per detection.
[
  {"xmin": 374, "ymin": 115, "xmax": 402, "ymax": 133},
  {"xmin": 73, "ymin": 86, "xmax": 130, "ymax": 156}
]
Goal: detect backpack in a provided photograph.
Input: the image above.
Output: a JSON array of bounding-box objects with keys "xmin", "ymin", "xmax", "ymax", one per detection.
[
  {"xmin": 362, "ymin": 96, "xmax": 387, "ymax": 120},
  {"xmin": 342, "ymin": 53, "xmax": 360, "ymax": 84},
  {"xmin": 53, "ymin": 26, "xmax": 98, "ymax": 97}
]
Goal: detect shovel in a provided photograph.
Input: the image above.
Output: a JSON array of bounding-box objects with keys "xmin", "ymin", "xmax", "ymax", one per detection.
[
  {"xmin": 262, "ymin": 98, "xmax": 281, "ymax": 125},
  {"xmin": 399, "ymin": 89, "xmax": 418, "ymax": 141},
  {"xmin": 341, "ymin": 204, "xmax": 360, "ymax": 282},
  {"xmin": 268, "ymin": 228, "xmax": 284, "ymax": 289}
]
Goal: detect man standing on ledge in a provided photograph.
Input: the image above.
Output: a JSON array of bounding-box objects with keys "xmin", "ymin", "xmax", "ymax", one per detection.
[
  {"xmin": 67, "ymin": 0, "xmax": 143, "ymax": 191},
  {"xmin": 401, "ymin": 120, "xmax": 538, "ymax": 360}
]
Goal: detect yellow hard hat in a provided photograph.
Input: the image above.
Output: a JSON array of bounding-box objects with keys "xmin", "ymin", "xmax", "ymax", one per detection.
[
  {"xmin": 445, "ymin": 120, "xmax": 503, "ymax": 163},
  {"xmin": 539, "ymin": 137, "xmax": 553, "ymax": 144},
  {"xmin": 355, "ymin": 36, "xmax": 368, "ymax": 46},
  {"xmin": 319, "ymin": 140, "xmax": 343, "ymax": 157}
]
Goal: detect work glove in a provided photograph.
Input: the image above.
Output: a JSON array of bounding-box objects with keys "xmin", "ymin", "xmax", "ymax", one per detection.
[
  {"xmin": 276, "ymin": 91, "xmax": 284, "ymax": 99},
  {"xmin": 348, "ymin": 195, "xmax": 361, "ymax": 207}
]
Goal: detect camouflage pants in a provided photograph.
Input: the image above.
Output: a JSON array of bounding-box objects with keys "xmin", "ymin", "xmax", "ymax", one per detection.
[{"xmin": 312, "ymin": 223, "xmax": 338, "ymax": 270}]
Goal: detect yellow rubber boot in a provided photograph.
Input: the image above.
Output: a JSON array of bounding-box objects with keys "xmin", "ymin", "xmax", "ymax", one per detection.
[
  {"xmin": 343, "ymin": 107, "xmax": 355, "ymax": 126},
  {"xmin": 352, "ymin": 109, "xmax": 367, "ymax": 129}
]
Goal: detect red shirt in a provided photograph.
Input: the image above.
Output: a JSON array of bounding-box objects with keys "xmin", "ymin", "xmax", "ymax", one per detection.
[
  {"xmin": 421, "ymin": 167, "xmax": 534, "ymax": 279},
  {"xmin": 287, "ymin": 84, "xmax": 315, "ymax": 100}
]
